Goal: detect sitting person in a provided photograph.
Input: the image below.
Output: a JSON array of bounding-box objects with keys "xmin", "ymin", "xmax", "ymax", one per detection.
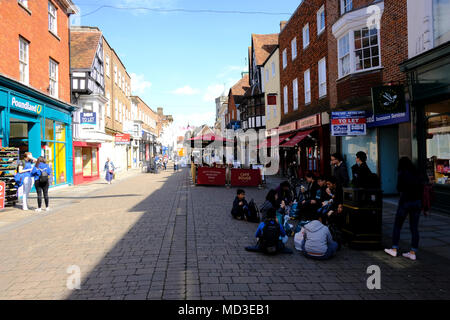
[
  {"xmin": 259, "ymin": 189, "xmax": 278, "ymax": 221},
  {"xmin": 275, "ymin": 181, "xmax": 294, "ymax": 208},
  {"xmin": 296, "ymin": 211, "xmax": 339, "ymax": 260},
  {"xmin": 231, "ymin": 189, "xmax": 249, "ymax": 220},
  {"xmin": 245, "ymin": 208, "xmax": 293, "ymax": 254},
  {"xmin": 298, "ymin": 172, "xmax": 320, "ymax": 219}
]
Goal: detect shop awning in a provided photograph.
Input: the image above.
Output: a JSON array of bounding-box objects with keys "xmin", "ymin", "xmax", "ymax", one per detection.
[
  {"xmin": 257, "ymin": 133, "xmax": 293, "ymax": 149},
  {"xmin": 280, "ymin": 129, "xmax": 315, "ymax": 148}
]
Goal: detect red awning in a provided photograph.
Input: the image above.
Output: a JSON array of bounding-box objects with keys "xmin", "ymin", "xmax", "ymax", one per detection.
[
  {"xmin": 280, "ymin": 129, "xmax": 315, "ymax": 148},
  {"xmin": 257, "ymin": 133, "xmax": 293, "ymax": 149}
]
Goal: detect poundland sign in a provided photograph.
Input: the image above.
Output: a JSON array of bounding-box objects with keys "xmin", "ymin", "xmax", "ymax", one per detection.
[{"xmin": 11, "ymin": 95, "xmax": 43, "ymax": 115}]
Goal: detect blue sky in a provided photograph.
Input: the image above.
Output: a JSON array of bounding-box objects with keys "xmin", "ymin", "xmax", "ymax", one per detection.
[{"xmin": 72, "ymin": 0, "xmax": 300, "ymax": 127}]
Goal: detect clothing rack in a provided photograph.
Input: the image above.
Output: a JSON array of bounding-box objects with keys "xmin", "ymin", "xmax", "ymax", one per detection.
[{"xmin": 0, "ymin": 147, "xmax": 20, "ymax": 207}]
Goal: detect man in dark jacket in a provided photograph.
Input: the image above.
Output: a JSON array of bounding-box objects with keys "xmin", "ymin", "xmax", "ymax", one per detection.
[
  {"xmin": 331, "ymin": 153, "xmax": 349, "ymax": 188},
  {"xmin": 351, "ymin": 151, "xmax": 373, "ymax": 188},
  {"xmin": 231, "ymin": 189, "xmax": 249, "ymax": 220}
]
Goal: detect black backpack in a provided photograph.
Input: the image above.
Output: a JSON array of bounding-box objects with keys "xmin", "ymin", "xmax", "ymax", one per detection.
[
  {"xmin": 39, "ymin": 167, "xmax": 49, "ymax": 183},
  {"xmin": 246, "ymin": 199, "xmax": 260, "ymax": 223},
  {"xmin": 261, "ymin": 219, "xmax": 280, "ymax": 254}
]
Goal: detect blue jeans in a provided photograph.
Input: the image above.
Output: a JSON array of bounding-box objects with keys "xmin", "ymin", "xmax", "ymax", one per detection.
[
  {"xmin": 301, "ymin": 240, "xmax": 338, "ymax": 260},
  {"xmin": 392, "ymin": 200, "xmax": 422, "ymax": 252}
]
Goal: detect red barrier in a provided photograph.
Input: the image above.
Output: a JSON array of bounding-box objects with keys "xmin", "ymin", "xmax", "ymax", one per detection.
[
  {"xmin": 197, "ymin": 167, "xmax": 227, "ymax": 186},
  {"xmin": 231, "ymin": 169, "xmax": 262, "ymax": 187}
]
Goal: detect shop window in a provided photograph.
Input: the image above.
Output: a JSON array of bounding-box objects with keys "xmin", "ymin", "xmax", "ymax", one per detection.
[
  {"xmin": 342, "ymin": 129, "xmax": 378, "ymax": 178},
  {"xmin": 55, "ymin": 122, "xmax": 65, "ymax": 142},
  {"xmin": 92, "ymin": 149, "xmax": 98, "ymax": 176},
  {"xmin": 433, "ymin": 0, "xmax": 450, "ymax": 46},
  {"xmin": 45, "ymin": 119, "xmax": 54, "ymax": 140},
  {"xmin": 45, "ymin": 143, "xmax": 55, "ymax": 185},
  {"xmin": 426, "ymin": 102, "xmax": 450, "ymax": 185},
  {"xmin": 55, "ymin": 143, "xmax": 66, "ymax": 184},
  {"xmin": 75, "ymin": 147, "xmax": 83, "ymax": 174}
]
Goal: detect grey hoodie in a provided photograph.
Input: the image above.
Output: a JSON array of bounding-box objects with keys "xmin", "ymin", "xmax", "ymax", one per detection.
[{"xmin": 303, "ymin": 220, "xmax": 333, "ymax": 255}]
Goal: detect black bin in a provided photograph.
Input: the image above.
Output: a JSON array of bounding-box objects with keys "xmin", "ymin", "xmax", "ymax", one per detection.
[{"xmin": 342, "ymin": 188, "xmax": 383, "ymax": 249}]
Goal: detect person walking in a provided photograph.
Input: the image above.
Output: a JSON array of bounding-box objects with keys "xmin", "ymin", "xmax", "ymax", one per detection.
[
  {"xmin": 330, "ymin": 153, "xmax": 349, "ymax": 188},
  {"xmin": 18, "ymin": 152, "xmax": 35, "ymax": 211},
  {"xmin": 385, "ymin": 157, "xmax": 424, "ymax": 261},
  {"xmin": 104, "ymin": 158, "xmax": 115, "ymax": 184},
  {"xmin": 31, "ymin": 157, "xmax": 52, "ymax": 212}
]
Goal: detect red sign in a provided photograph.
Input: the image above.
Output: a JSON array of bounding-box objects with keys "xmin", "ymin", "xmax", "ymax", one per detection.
[
  {"xmin": 230, "ymin": 169, "xmax": 262, "ymax": 187},
  {"xmin": 0, "ymin": 181, "xmax": 5, "ymax": 210},
  {"xmin": 331, "ymin": 118, "xmax": 366, "ymax": 125},
  {"xmin": 115, "ymin": 134, "xmax": 130, "ymax": 144},
  {"xmin": 197, "ymin": 167, "xmax": 227, "ymax": 186},
  {"xmin": 267, "ymin": 94, "xmax": 277, "ymax": 105}
]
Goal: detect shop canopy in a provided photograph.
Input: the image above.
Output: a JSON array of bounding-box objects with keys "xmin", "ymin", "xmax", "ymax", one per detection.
[
  {"xmin": 280, "ymin": 129, "xmax": 315, "ymax": 148},
  {"xmin": 257, "ymin": 133, "xmax": 293, "ymax": 149}
]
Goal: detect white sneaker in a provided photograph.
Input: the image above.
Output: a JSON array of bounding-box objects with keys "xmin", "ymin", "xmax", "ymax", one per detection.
[
  {"xmin": 384, "ymin": 248, "xmax": 398, "ymax": 257},
  {"xmin": 35, "ymin": 208, "xmax": 42, "ymax": 212},
  {"xmin": 45, "ymin": 207, "xmax": 50, "ymax": 212},
  {"xmin": 402, "ymin": 252, "xmax": 417, "ymax": 261}
]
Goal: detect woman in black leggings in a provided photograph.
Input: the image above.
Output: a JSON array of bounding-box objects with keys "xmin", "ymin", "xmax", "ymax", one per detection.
[{"xmin": 31, "ymin": 157, "xmax": 52, "ymax": 212}]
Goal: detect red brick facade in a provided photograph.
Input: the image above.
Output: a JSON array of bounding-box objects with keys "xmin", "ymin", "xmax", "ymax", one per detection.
[
  {"xmin": 279, "ymin": 0, "xmax": 329, "ymax": 126},
  {"xmin": 0, "ymin": 0, "xmax": 73, "ymax": 103}
]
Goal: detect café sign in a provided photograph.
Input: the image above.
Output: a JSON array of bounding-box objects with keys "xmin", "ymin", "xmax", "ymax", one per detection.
[
  {"xmin": 11, "ymin": 95, "xmax": 42, "ymax": 115},
  {"xmin": 297, "ymin": 114, "xmax": 320, "ymax": 129}
]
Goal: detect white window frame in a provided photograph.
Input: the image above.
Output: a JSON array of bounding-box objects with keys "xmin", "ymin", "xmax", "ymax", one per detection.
[
  {"xmin": 303, "ymin": 24, "xmax": 310, "ymax": 49},
  {"xmin": 283, "ymin": 86, "xmax": 288, "ymax": 114},
  {"xmin": 304, "ymin": 69, "xmax": 311, "ymax": 105},
  {"xmin": 282, "ymin": 49, "xmax": 287, "ymax": 69},
  {"xmin": 337, "ymin": 27, "xmax": 382, "ymax": 79},
  {"xmin": 19, "ymin": 37, "xmax": 29, "ymax": 85},
  {"xmin": 114, "ymin": 65, "xmax": 117, "ymax": 84},
  {"xmin": 317, "ymin": 5, "xmax": 326, "ymax": 35},
  {"xmin": 271, "ymin": 61, "xmax": 275, "ymax": 77},
  {"xmin": 293, "ymin": 78, "xmax": 298, "ymax": 111},
  {"xmin": 291, "ymin": 37, "xmax": 297, "ymax": 60},
  {"xmin": 106, "ymin": 92, "xmax": 111, "ymax": 117},
  {"xmin": 115, "ymin": 98, "xmax": 118, "ymax": 120},
  {"xmin": 49, "ymin": 58, "xmax": 58, "ymax": 98},
  {"xmin": 341, "ymin": 0, "xmax": 353, "ymax": 15},
  {"xmin": 105, "ymin": 55, "xmax": 110, "ymax": 77},
  {"xmin": 338, "ymin": 33, "xmax": 351, "ymax": 78},
  {"xmin": 48, "ymin": 1, "xmax": 58, "ymax": 35},
  {"xmin": 318, "ymin": 57, "xmax": 327, "ymax": 98}
]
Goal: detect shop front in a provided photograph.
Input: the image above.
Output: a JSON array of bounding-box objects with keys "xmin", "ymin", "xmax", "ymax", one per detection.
[
  {"xmin": 0, "ymin": 75, "xmax": 75, "ymax": 187},
  {"xmin": 401, "ymin": 42, "xmax": 450, "ymax": 212},
  {"xmin": 73, "ymin": 142, "xmax": 100, "ymax": 185}
]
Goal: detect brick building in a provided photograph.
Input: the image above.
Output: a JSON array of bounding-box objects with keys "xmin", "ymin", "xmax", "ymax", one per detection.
[
  {"xmin": 329, "ymin": 0, "xmax": 409, "ymax": 194},
  {"xmin": 226, "ymin": 74, "xmax": 250, "ymax": 130},
  {"xmin": 102, "ymin": 35, "xmax": 132, "ymax": 172},
  {"xmin": 278, "ymin": 0, "xmax": 331, "ymax": 177},
  {"xmin": 0, "ymin": 0, "xmax": 78, "ymax": 187}
]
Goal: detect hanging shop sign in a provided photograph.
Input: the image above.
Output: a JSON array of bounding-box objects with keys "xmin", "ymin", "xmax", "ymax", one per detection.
[
  {"xmin": 369, "ymin": 86, "xmax": 409, "ymax": 127},
  {"xmin": 331, "ymin": 111, "xmax": 367, "ymax": 136},
  {"xmin": 10, "ymin": 95, "xmax": 43, "ymax": 115},
  {"xmin": 115, "ymin": 133, "xmax": 130, "ymax": 145},
  {"xmin": 80, "ymin": 112, "xmax": 96, "ymax": 129}
]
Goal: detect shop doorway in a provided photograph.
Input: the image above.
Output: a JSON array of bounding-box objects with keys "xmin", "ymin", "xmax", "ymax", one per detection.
[
  {"xmin": 9, "ymin": 118, "xmax": 30, "ymax": 158},
  {"xmin": 82, "ymin": 147, "xmax": 92, "ymax": 177}
]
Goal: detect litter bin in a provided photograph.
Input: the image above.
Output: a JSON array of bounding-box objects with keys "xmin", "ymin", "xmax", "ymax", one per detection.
[{"xmin": 342, "ymin": 188, "xmax": 383, "ymax": 249}]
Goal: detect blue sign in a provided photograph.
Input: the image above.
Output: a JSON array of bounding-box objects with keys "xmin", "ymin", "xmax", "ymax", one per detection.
[
  {"xmin": 367, "ymin": 102, "xmax": 410, "ymax": 128},
  {"xmin": 11, "ymin": 95, "xmax": 43, "ymax": 115},
  {"xmin": 331, "ymin": 111, "xmax": 367, "ymax": 136},
  {"xmin": 80, "ymin": 112, "xmax": 96, "ymax": 125}
]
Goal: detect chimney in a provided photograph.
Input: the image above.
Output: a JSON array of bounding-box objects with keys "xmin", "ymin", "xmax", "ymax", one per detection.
[{"xmin": 280, "ymin": 21, "xmax": 287, "ymax": 31}]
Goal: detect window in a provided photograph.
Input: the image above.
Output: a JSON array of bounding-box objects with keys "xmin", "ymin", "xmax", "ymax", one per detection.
[
  {"xmin": 266, "ymin": 69, "xmax": 269, "ymax": 82},
  {"xmin": 293, "ymin": 79, "xmax": 299, "ymax": 110},
  {"xmin": 19, "ymin": 37, "xmax": 29, "ymax": 85},
  {"xmin": 266, "ymin": 105, "xmax": 270, "ymax": 120},
  {"xmin": 303, "ymin": 24, "xmax": 310, "ymax": 48},
  {"xmin": 18, "ymin": 0, "xmax": 28, "ymax": 8},
  {"xmin": 105, "ymin": 56, "xmax": 110, "ymax": 77},
  {"xmin": 282, "ymin": 49, "xmax": 287, "ymax": 69},
  {"xmin": 304, "ymin": 69, "xmax": 311, "ymax": 104},
  {"xmin": 271, "ymin": 62, "xmax": 276, "ymax": 77},
  {"xmin": 114, "ymin": 65, "xmax": 117, "ymax": 83},
  {"xmin": 48, "ymin": 1, "xmax": 57, "ymax": 35},
  {"xmin": 433, "ymin": 0, "xmax": 450, "ymax": 46},
  {"xmin": 341, "ymin": 0, "xmax": 353, "ymax": 15},
  {"xmin": 318, "ymin": 58, "xmax": 327, "ymax": 97},
  {"xmin": 283, "ymin": 86, "xmax": 288, "ymax": 114},
  {"xmin": 317, "ymin": 5, "xmax": 326, "ymax": 35},
  {"xmin": 354, "ymin": 27, "xmax": 380, "ymax": 71},
  {"xmin": 106, "ymin": 92, "xmax": 111, "ymax": 117},
  {"xmin": 118, "ymin": 71, "xmax": 122, "ymax": 88},
  {"xmin": 291, "ymin": 38, "xmax": 297, "ymax": 60},
  {"xmin": 115, "ymin": 98, "xmax": 118, "ymax": 120},
  {"xmin": 49, "ymin": 59, "xmax": 58, "ymax": 98},
  {"xmin": 338, "ymin": 33, "xmax": 351, "ymax": 77}
]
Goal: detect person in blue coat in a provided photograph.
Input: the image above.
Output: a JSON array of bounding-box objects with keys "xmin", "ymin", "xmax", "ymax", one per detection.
[
  {"xmin": 18, "ymin": 152, "xmax": 35, "ymax": 211},
  {"xmin": 31, "ymin": 156, "xmax": 52, "ymax": 212},
  {"xmin": 104, "ymin": 158, "xmax": 115, "ymax": 184}
]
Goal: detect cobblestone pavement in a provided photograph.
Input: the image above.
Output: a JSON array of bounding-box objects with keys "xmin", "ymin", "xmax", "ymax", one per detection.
[{"xmin": 0, "ymin": 167, "xmax": 449, "ymax": 300}]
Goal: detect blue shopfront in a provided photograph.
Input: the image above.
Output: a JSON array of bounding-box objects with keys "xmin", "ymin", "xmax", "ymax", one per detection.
[{"xmin": 0, "ymin": 75, "xmax": 76, "ymax": 187}]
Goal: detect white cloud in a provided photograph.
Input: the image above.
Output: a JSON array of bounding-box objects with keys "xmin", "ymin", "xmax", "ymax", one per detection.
[
  {"xmin": 217, "ymin": 65, "xmax": 248, "ymax": 79},
  {"xmin": 203, "ymin": 84, "xmax": 226, "ymax": 102},
  {"xmin": 131, "ymin": 73, "xmax": 152, "ymax": 95},
  {"xmin": 171, "ymin": 85, "xmax": 200, "ymax": 96}
]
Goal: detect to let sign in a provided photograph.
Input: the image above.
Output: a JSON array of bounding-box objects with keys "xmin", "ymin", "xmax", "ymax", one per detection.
[
  {"xmin": 80, "ymin": 112, "xmax": 96, "ymax": 125},
  {"xmin": 331, "ymin": 111, "xmax": 367, "ymax": 136},
  {"xmin": 115, "ymin": 133, "xmax": 131, "ymax": 145}
]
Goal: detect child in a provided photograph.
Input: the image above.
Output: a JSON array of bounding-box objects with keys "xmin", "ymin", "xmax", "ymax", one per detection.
[
  {"xmin": 296, "ymin": 211, "xmax": 338, "ymax": 260},
  {"xmin": 231, "ymin": 189, "xmax": 249, "ymax": 220},
  {"xmin": 245, "ymin": 208, "xmax": 293, "ymax": 254}
]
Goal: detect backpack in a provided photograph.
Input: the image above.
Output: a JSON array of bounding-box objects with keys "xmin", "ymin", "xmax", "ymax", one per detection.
[
  {"xmin": 246, "ymin": 199, "xmax": 260, "ymax": 223},
  {"xmin": 39, "ymin": 167, "xmax": 49, "ymax": 183},
  {"xmin": 260, "ymin": 220, "xmax": 280, "ymax": 254}
]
